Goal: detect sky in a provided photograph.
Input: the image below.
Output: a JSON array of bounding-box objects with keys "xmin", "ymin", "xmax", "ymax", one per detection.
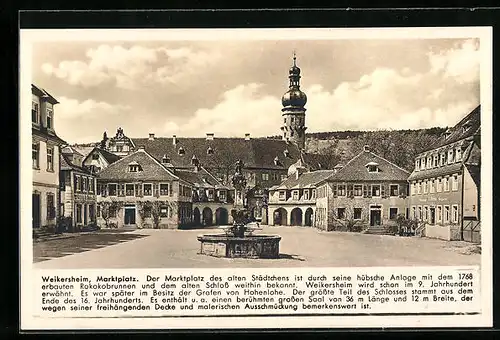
[{"xmin": 31, "ymin": 36, "xmax": 481, "ymax": 144}]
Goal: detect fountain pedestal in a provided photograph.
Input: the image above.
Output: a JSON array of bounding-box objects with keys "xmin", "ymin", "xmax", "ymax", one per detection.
[{"xmin": 197, "ymin": 159, "xmax": 281, "ymax": 259}]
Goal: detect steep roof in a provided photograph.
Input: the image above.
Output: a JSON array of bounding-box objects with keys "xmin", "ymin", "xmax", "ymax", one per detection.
[
  {"xmin": 131, "ymin": 137, "xmax": 309, "ymax": 170},
  {"xmin": 83, "ymin": 147, "xmax": 122, "ymax": 165},
  {"xmin": 60, "ymin": 154, "xmax": 92, "ymax": 174},
  {"xmin": 98, "ymin": 149, "xmax": 178, "ymax": 182},
  {"xmin": 71, "ymin": 145, "xmax": 94, "ymax": 158},
  {"xmin": 175, "ymin": 167, "xmax": 229, "ymax": 189},
  {"xmin": 32, "ymin": 84, "xmax": 59, "ymax": 104},
  {"xmin": 422, "ymin": 105, "xmax": 480, "ymax": 152},
  {"xmin": 272, "ymin": 170, "xmax": 335, "ymax": 190},
  {"xmin": 326, "ymin": 149, "xmax": 410, "ymax": 182}
]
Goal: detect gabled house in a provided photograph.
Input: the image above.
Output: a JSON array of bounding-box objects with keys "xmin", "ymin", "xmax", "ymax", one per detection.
[
  {"xmin": 32, "ymin": 84, "xmax": 66, "ymax": 231},
  {"xmin": 60, "ymin": 146, "xmax": 98, "ymax": 230},
  {"xmin": 82, "ymin": 146, "xmax": 121, "ymax": 173},
  {"xmin": 268, "ymin": 157, "xmax": 334, "ymax": 227},
  {"xmin": 408, "ymin": 105, "xmax": 481, "ymax": 241},
  {"xmin": 315, "ymin": 145, "xmax": 410, "ymax": 231}
]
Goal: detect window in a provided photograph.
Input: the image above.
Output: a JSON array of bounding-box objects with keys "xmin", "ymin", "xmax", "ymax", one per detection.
[
  {"xmin": 303, "ymin": 190, "xmax": 309, "ymax": 200},
  {"xmin": 219, "ymin": 190, "xmax": 226, "ymax": 201},
  {"xmin": 337, "ymin": 185, "xmax": 346, "ymax": 196},
  {"xmin": 429, "ymin": 180, "xmax": 435, "ymax": 193},
  {"xmin": 440, "ymin": 153, "xmax": 446, "ymax": 166},
  {"xmin": 433, "ymin": 155, "xmax": 439, "ymax": 167},
  {"xmin": 354, "ymin": 208, "xmax": 362, "ymax": 220},
  {"xmin": 76, "ymin": 176, "xmax": 82, "ymax": 192},
  {"xmin": 32, "ymin": 101, "xmax": 39, "ymax": 123},
  {"xmin": 420, "ymin": 158, "xmax": 425, "ymax": 170},
  {"xmin": 448, "ymin": 149, "xmax": 454, "ymax": 164},
  {"xmin": 160, "ymin": 183, "xmax": 169, "ymax": 196},
  {"xmin": 354, "ymin": 184, "xmax": 363, "ymax": 197},
  {"xmin": 178, "ymin": 147, "xmax": 185, "ymax": 156},
  {"xmin": 451, "ymin": 175, "xmax": 459, "ymax": 191},
  {"xmin": 436, "ymin": 178, "xmax": 442, "ymax": 192},
  {"xmin": 415, "ymin": 159, "xmax": 420, "ymax": 171},
  {"xmin": 311, "ymin": 189, "xmax": 316, "ymax": 199},
  {"xmin": 108, "ymin": 184, "xmax": 117, "ymax": 196},
  {"xmin": 92, "ymin": 153, "xmax": 100, "ymax": 160},
  {"xmin": 427, "ymin": 156, "xmax": 433, "ymax": 169},
  {"xmin": 418, "ymin": 206, "xmax": 422, "ymax": 220},
  {"xmin": 125, "ymin": 184, "xmax": 135, "ymax": 196},
  {"xmin": 143, "ymin": 184, "xmax": 152, "ymax": 196},
  {"xmin": 389, "ymin": 208, "xmax": 398, "ymax": 220},
  {"xmin": 281, "ymin": 174, "xmax": 287, "ymax": 181},
  {"xmin": 292, "ymin": 190, "xmax": 299, "ymax": 200},
  {"xmin": 162, "ymin": 155, "xmax": 170, "ymax": 164},
  {"xmin": 456, "ymin": 148, "xmax": 462, "ymax": 161},
  {"xmin": 452, "ymin": 205, "xmax": 459, "ymax": 223},
  {"xmin": 89, "ymin": 178, "xmax": 94, "ymax": 193},
  {"xmin": 160, "ymin": 205, "xmax": 168, "ymax": 218},
  {"xmin": 116, "ymin": 145, "xmax": 123, "ymax": 152},
  {"xmin": 412, "ymin": 206, "xmax": 416, "ymax": 219},
  {"xmin": 337, "ymin": 208, "xmax": 346, "ymax": 219},
  {"xmin": 32, "ymin": 143, "xmax": 39, "ymax": 169},
  {"xmin": 262, "ymin": 173, "xmax": 269, "ymax": 181},
  {"xmin": 443, "ymin": 206, "xmax": 450, "ymax": 223},
  {"xmin": 443, "ymin": 177, "xmax": 450, "ymax": 192},
  {"xmin": 371, "ymin": 184, "xmax": 381, "ymax": 197},
  {"xmin": 279, "ymin": 191, "xmax": 286, "ymax": 200},
  {"xmin": 367, "ymin": 165, "xmax": 378, "ymax": 172},
  {"xmin": 46, "ymin": 108, "xmax": 53, "ymax": 130},
  {"xmin": 390, "ymin": 184, "xmax": 399, "ymax": 196},
  {"xmin": 436, "ymin": 206, "xmax": 442, "ymax": 223},
  {"xmin": 423, "ymin": 180, "xmax": 428, "ymax": 194},
  {"xmin": 271, "ymin": 173, "xmax": 279, "ymax": 181},
  {"xmin": 129, "ymin": 164, "xmax": 141, "ymax": 172},
  {"xmin": 208, "ymin": 190, "xmax": 214, "ymax": 200},
  {"xmin": 46, "ymin": 193, "xmax": 55, "ymax": 219},
  {"xmin": 423, "ymin": 206, "xmax": 428, "ymax": 221}
]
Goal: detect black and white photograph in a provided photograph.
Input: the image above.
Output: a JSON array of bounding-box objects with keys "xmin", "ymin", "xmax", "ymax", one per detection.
[{"xmin": 20, "ymin": 25, "xmax": 493, "ymax": 330}]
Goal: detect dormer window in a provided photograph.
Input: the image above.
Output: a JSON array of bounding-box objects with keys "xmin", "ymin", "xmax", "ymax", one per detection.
[
  {"xmin": 46, "ymin": 108, "xmax": 53, "ymax": 130},
  {"xmin": 128, "ymin": 161, "xmax": 141, "ymax": 172},
  {"xmin": 274, "ymin": 156, "xmax": 280, "ymax": 166},
  {"xmin": 162, "ymin": 154, "xmax": 170, "ymax": 164},
  {"xmin": 365, "ymin": 162, "xmax": 379, "ymax": 173},
  {"xmin": 191, "ymin": 155, "xmax": 199, "ymax": 166},
  {"xmin": 178, "ymin": 146, "xmax": 185, "ymax": 156},
  {"xmin": 207, "ymin": 146, "xmax": 214, "ymax": 155},
  {"xmin": 462, "ymin": 120, "xmax": 472, "ymax": 133},
  {"xmin": 444, "ymin": 129, "xmax": 452, "ymax": 139},
  {"xmin": 283, "ymin": 149, "xmax": 290, "ymax": 157}
]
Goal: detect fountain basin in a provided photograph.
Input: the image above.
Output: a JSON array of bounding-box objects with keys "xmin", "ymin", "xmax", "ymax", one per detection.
[{"xmin": 197, "ymin": 234, "xmax": 281, "ymax": 259}]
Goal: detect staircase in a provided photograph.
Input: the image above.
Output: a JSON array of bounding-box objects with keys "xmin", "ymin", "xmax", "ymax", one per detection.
[{"xmin": 364, "ymin": 225, "xmax": 393, "ymax": 235}]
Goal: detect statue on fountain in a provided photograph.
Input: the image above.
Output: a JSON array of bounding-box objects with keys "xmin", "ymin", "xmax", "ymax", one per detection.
[{"xmin": 230, "ymin": 159, "xmax": 252, "ymax": 238}]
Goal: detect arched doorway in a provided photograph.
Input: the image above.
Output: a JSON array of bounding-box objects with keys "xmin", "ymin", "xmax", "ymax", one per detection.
[
  {"xmin": 215, "ymin": 208, "xmax": 229, "ymax": 225},
  {"xmin": 273, "ymin": 208, "xmax": 287, "ymax": 226},
  {"xmin": 305, "ymin": 208, "xmax": 314, "ymax": 227},
  {"xmin": 193, "ymin": 207, "xmax": 201, "ymax": 226},
  {"xmin": 291, "ymin": 208, "xmax": 303, "ymax": 226},
  {"xmin": 202, "ymin": 207, "xmax": 213, "ymax": 226}
]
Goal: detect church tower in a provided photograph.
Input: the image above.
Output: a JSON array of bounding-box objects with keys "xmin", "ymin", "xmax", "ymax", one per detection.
[{"xmin": 280, "ymin": 52, "xmax": 307, "ymax": 150}]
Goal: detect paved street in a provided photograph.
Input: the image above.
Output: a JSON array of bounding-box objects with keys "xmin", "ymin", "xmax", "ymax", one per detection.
[{"xmin": 33, "ymin": 226, "xmax": 480, "ymax": 269}]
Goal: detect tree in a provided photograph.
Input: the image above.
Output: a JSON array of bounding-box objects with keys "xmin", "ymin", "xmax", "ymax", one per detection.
[
  {"xmin": 99, "ymin": 200, "xmax": 123, "ymax": 228},
  {"xmin": 137, "ymin": 200, "xmax": 179, "ymax": 229}
]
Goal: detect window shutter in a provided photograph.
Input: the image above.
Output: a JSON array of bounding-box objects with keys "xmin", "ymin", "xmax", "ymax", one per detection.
[
  {"xmin": 169, "ymin": 182, "xmax": 173, "ymax": 196},
  {"xmin": 381, "ymin": 184, "xmax": 386, "ymax": 198},
  {"xmin": 154, "ymin": 183, "xmax": 159, "ymax": 198},
  {"xmin": 332, "ymin": 184, "xmax": 337, "ymax": 197},
  {"xmin": 119, "ymin": 183, "xmax": 125, "ymax": 197},
  {"xmin": 367, "ymin": 185, "xmax": 372, "ymax": 198},
  {"xmin": 363, "ymin": 185, "xmax": 368, "ymax": 198}
]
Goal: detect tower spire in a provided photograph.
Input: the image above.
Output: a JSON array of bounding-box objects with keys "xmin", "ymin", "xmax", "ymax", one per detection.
[{"xmin": 293, "ymin": 50, "xmax": 297, "ymax": 66}]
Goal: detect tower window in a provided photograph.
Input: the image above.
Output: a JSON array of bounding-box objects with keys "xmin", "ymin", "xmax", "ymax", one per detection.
[
  {"xmin": 178, "ymin": 147, "xmax": 185, "ymax": 156},
  {"xmin": 207, "ymin": 147, "xmax": 214, "ymax": 155}
]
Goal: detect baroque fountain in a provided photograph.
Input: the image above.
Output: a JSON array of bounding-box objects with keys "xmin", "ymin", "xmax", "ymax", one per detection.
[{"xmin": 197, "ymin": 160, "xmax": 281, "ymax": 259}]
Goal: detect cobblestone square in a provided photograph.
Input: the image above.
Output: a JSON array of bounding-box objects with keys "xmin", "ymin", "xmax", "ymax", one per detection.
[{"xmin": 33, "ymin": 226, "xmax": 480, "ymax": 269}]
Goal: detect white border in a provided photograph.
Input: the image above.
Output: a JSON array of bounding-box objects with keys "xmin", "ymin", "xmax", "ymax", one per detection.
[{"xmin": 20, "ymin": 26, "xmax": 493, "ymax": 330}]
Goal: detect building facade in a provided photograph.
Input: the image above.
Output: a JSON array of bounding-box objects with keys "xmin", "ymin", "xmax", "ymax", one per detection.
[
  {"xmin": 32, "ymin": 84, "xmax": 66, "ymax": 231},
  {"xmin": 95, "ymin": 147, "xmax": 234, "ymax": 229},
  {"xmin": 315, "ymin": 146, "xmax": 410, "ymax": 231},
  {"xmin": 408, "ymin": 106, "xmax": 481, "ymax": 241},
  {"xmin": 60, "ymin": 146, "xmax": 98, "ymax": 230},
  {"xmin": 94, "ymin": 55, "xmax": 336, "ymax": 224},
  {"xmin": 268, "ymin": 158, "xmax": 334, "ymax": 227}
]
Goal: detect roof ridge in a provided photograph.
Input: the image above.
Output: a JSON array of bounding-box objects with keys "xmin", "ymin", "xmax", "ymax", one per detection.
[{"xmin": 369, "ymin": 151, "xmax": 411, "ymax": 174}]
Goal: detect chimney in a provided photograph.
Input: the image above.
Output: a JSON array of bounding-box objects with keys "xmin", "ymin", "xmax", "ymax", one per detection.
[
  {"xmin": 245, "ymin": 133, "xmax": 251, "ymax": 141},
  {"xmin": 148, "ymin": 133, "xmax": 155, "ymax": 141},
  {"xmin": 363, "ymin": 145, "xmax": 370, "ymax": 152},
  {"xmin": 206, "ymin": 133, "xmax": 214, "ymax": 141},
  {"xmin": 172, "ymin": 135, "xmax": 177, "ymax": 145}
]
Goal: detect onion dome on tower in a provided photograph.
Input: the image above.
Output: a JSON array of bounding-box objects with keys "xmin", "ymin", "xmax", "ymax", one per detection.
[{"xmin": 281, "ymin": 53, "xmax": 307, "ymax": 109}]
